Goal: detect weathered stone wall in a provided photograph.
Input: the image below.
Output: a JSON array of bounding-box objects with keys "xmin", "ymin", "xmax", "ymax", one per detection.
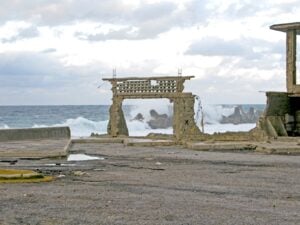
[
  {"xmin": 264, "ymin": 92, "xmax": 291, "ymax": 116},
  {"xmin": 173, "ymin": 94, "xmax": 201, "ymax": 140},
  {"xmin": 104, "ymin": 76, "xmax": 201, "ymax": 141},
  {"xmin": 0, "ymin": 127, "xmax": 70, "ymax": 142},
  {"xmin": 259, "ymin": 92, "xmax": 300, "ymax": 137},
  {"xmin": 257, "ymin": 92, "xmax": 289, "ymax": 137},
  {"xmin": 107, "ymin": 98, "xmax": 128, "ymax": 137},
  {"xmin": 185, "ymin": 126, "xmax": 268, "ymax": 142}
]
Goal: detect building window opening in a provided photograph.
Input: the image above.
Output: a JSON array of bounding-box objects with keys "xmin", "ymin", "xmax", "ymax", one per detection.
[{"xmin": 123, "ymin": 99, "xmax": 173, "ymax": 136}]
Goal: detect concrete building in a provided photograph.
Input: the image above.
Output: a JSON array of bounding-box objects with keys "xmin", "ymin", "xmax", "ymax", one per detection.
[{"xmin": 259, "ymin": 22, "xmax": 300, "ymax": 137}]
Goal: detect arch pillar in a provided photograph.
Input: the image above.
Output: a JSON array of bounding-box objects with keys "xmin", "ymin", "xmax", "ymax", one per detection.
[{"xmin": 107, "ymin": 96, "xmax": 128, "ymax": 137}]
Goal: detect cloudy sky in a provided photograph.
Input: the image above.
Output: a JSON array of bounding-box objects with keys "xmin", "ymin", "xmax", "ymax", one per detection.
[{"xmin": 0, "ymin": 0, "xmax": 299, "ymax": 105}]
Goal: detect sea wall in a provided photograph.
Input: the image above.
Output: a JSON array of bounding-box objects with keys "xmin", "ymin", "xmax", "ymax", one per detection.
[{"xmin": 0, "ymin": 127, "xmax": 71, "ymax": 142}]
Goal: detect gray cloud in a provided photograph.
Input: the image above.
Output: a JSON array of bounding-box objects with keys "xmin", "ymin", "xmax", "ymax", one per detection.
[
  {"xmin": 0, "ymin": 0, "xmax": 297, "ymax": 41},
  {"xmin": 0, "ymin": 0, "xmax": 211, "ymax": 40},
  {"xmin": 40, "ymin": 48, "xmax": 57, "ymax": 54},
  {"xmin": 132, "ymin": 2, "xmax": 176, "ymax": 22},
  {"xmin": 278, "ymin": 1, "xmax": 300, "ymax": 13},
  {"xmin": 0, "ymin": 52, "xmax": 68, "ymax": 88},
  {"xmin": 186, "ymin": 37, "xmax": 251, "ymax": 57},
  {"xmin": 0, "ymin": 52, "xmax": 60, "ymax": 76},
  {"xmin": 184, "ymin": 35, "xmax": 287, "ymax": 104},
  {"xmin": 0, "ymin": 1, "xmax": 108, "ymax": 26},
  {"xmin": 186, "ymin": 71, "xmax": 285, "ymax": 104},
  {"xmin": 75, "ymin": 27, "xmax": 142, "ymax": 41},
  {"xmin": 208, "ymin": 0, "xmax": 299, "ymax": 21},
  {"xmin": 0, "ymin": 51, "xmax": 114, "ymax": 104},
  {"xmin": 0, "ymin": 1, "xmax": 177, "ymax": 25},
  {"xmin": 0, "ymin": 51, "xmax": 108, "ymax": 89},
  {"xmin": 0, "ymin": 0, "xmax": 292, "ymax": 105},
  {"xmin": 75, "ymin": 0, "xmax": 209, "ymax": 41},
  {"xmin": 186, "ymin": 37, "xmax": 285, "ymax": 60},
  {"xmin": 74, "ymin": 0, "xmax": 211, "ymax": 41},
  {"xmin": 1, "ymin": 26, "xmax": 39, "ymax": 43},
  {"xmin": 222, "ymin": 2, "xmax": 266, "ymax": 19}
]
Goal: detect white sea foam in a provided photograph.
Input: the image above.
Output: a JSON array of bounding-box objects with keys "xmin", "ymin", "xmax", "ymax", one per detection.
[
  {"xmin": 55, "ymin": 117, "xmax": 107, "ymax": 137},
  {"xmin": 195, "ymin": 104, "xmax": 235, "ymax": 125},
  {"xmin": 203, "ymin": 123, "xmax": 256, "ymax": 134},
  {"xmin": 126, "ymin": 99, "xmax": 172, "ymax": 121},
  {"xmin": 32, "ymin": 124, "xmax": 47, "ymax": 128},
  {"xmin": 204, "ymin": 105, "xmax": 234, "ymax": 124},
  {"xmin": 127, "ymin": 120, "xmax": 150, "ymax": 132},
  {"xmin": 40, "ymin": 103, "xmax": 256, "ymax": 137},
  {"xmin": 128, "ymin": 103, "xmax": 256, "ymax": 136},
  {"xmin": 129, "ymin": 127, "xmax": 173, "ymax": 137},
  {"xmin": 0, "ymin": 124, "xmax": 10, "ymax": 129},
  {"xmin": 30, "ymin": 116, "xmax": 172, "ymax": 137},
  {"xmin": 33, "ymin": 117, "xmax": 107, "ymax": 137}
]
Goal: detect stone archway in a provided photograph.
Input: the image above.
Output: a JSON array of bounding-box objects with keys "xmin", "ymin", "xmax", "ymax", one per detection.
[{"xmin": 103, "ymin": 76, "xmax": 201, "ymax": 141}]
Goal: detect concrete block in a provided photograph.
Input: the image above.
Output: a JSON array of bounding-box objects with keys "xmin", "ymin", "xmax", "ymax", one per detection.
[
  {"xmin": 187, "ymin": 142, "xmax": 257, "ymax": 151},
  {"xmin": 0, "ymin": 127, "xmax": 70, "ymax": 142},
  {"xmin": 0, "ymin": 127, "xmax": 71, "ymax": 158},
  {"xmin": 124, "ymin": 138, "xmax": 175, "ymax": 147}
]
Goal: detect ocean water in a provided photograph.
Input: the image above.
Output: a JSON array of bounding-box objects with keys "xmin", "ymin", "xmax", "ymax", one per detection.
[{"xmin": 0, "ymin": 104, "xmax": 265, "ymax": 137}]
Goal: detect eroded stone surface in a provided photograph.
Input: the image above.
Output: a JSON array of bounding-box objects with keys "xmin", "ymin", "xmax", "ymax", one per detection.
[{"xmin": 103, "ymin": 76, "xmax": 201, "ymax": 140}]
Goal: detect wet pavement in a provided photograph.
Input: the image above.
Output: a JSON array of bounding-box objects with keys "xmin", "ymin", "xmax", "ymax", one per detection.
[{"xmin": 1, "ymin": 142, "xmax": 300, "ymax": 224}]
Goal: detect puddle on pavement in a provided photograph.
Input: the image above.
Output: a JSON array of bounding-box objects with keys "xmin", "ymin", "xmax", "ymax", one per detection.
[
  {"xmin": 67, "ymin": 154, "xmax": 104, "ymax": 161},
  {"xmin": 45, "ymin": 163, "xmax": 76, "ymax": 166}
]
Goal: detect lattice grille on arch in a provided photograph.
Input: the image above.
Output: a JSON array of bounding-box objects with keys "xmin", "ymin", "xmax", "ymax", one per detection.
[{"xmin": 116, "ymin": 79, "xmax": 177, "ymax": 93}]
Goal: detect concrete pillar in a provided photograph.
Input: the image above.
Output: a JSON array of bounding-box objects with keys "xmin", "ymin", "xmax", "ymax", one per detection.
[
  {"xmin": 286, "ymin": 30, "xmax": 297, "ymax": 92},
  {"xmin": 107, "ymin": 97, "xmax": 128, "ymax": 137},
  {"xmin": 173, "ymin": 95, "xmax": 201, "ymax": 141}
]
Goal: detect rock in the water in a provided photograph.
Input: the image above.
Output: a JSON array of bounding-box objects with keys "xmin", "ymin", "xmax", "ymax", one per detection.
[
  {"xmin": 132, "ymin": 113, "xmax": 144, "ymax": 122},
  {"xmin": 148, "ymin": 109, "xmax": 172, "ymax": 129},
  {"xmin": 150, "ymin": 109, "xmax": 168, "ymax": 119},
  {"xmin": 221, "ymin": 106, "xmax": 262, "ymax": 124}
]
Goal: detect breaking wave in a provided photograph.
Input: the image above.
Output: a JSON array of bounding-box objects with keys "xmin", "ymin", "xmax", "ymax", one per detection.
[
  {"xmin": 0, "ymin": 104, "xmax": 263, "ymax": 137},
  {"xmin": 33, "ymin": 117, "xmax": 255, "ymax": 138},
  {"xmin": 31, "ymin": 117, "xmax": 172, "ymax": 137},
  {"xmin": 32, "ymin": 117, "xmax": 107, "ymax": 137},
  {"xmin": 0, "ymin": 124, "xmax": 10, "ymax": 129},
  {"xmin": 200, "ymin": 105, "xmax": 235, "ymax": 124}
]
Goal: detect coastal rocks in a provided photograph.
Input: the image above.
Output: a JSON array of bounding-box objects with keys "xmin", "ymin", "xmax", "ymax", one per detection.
[
  {"xmin": 132, "ymin": 109, "xmax": 172, "ymax": 129},
  {"xmin": 133, "ymin": 113, "xmax": 144, "ymax": 122},
  {"xmin": 132, "ymin": 106, "xmax": 263, "ymax": 129},
  {"xmin": 220, "ymin": 106, "xmax": 262, "ymax": 124},
  {"xmin": 148, "ymin": 110, "xmax": 172, "ymax": 129}
]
